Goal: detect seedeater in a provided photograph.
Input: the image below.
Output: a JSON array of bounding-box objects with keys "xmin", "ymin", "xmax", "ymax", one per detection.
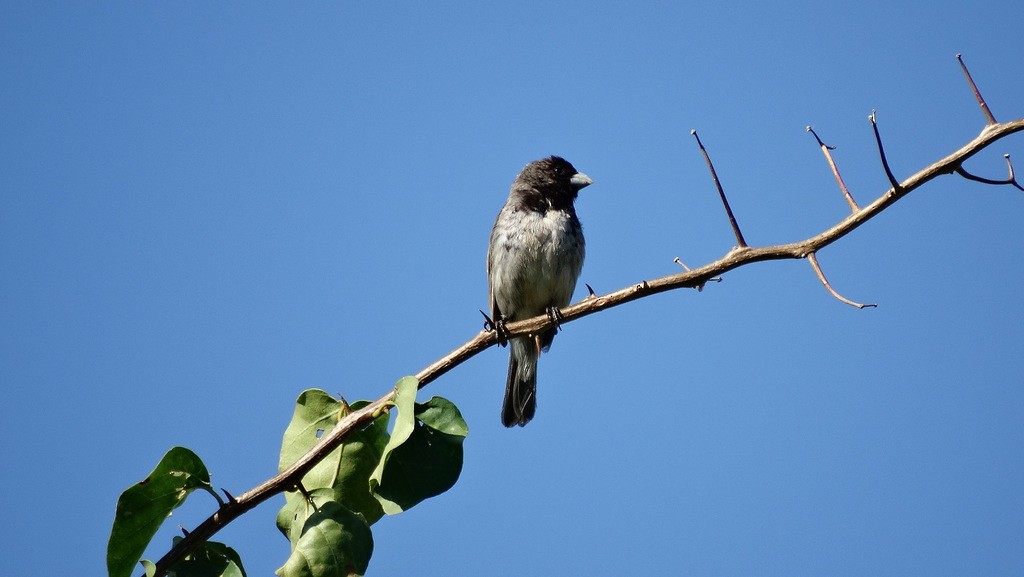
[{"xmin": 487, "ymin": 156, "xmax": 592, "ymax": 427}]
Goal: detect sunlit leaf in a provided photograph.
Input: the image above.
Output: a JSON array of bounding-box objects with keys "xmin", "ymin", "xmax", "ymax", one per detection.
[
  {"xmin": 107, "ymin": 447, "xmax": 214, "ymax": 577},
  {"xmin": 277, "ymin": 390, "xmax": 389, "ymax": 537},
  {"xmin": 371, "ymin": 393, "xmax": 467, "ymax": 514},
  {"xmin": 275, "ymin": 490, "xmax": 373, "ymax": 577}
]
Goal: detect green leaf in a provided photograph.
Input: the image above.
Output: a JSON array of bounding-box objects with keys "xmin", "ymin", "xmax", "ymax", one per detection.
[
  {"xmin": 278, "ymin": 389, "xmax": 348, "ymax": 474},
  {"xmin": 277, "ymin": 390, "xmax": 389, "ymax": 534},
  {"xmin": 278, "ymin": 488, "xmax": 335, "ymax": 554},
  {"xmin": 416, "ymin": 396, "xmax": 470, "ymax": 437},
  {"xmin": 107, "ymin": 447, "xmax": 214, "ymax": 577},
  {"xmin": 164, "ymin": 537, "xmax": 247, "ymax": 577},
  {"xmin": 371, "ymin": 393, "xmax": 468, "ymax": 515},
  {"xmin": 220, "ymin": 561, "xmax": 245, "ymax": 577},
  {"xmin": 275, "ymin": 490, "xmax": 373, "ymax": 577},
  {"xmin": 367, "ymin": 377, "xmax": 418, "ymax": 514}
]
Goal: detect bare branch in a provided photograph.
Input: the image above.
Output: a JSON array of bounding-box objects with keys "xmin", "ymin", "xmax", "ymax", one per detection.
[
  {"xmin": 674, "ymin": 257, "xmax": 722, "ymax": 289},
  {"xmin": 807, "ymin": 252, "xmax": 876, "ymax": 309},
  {"xmin": 957, "ymin": 53, "xmax": 997, "ymax": 125},
  {"xmin": 150, "ymin": 114, "xmax": 1024, "ymax": 577},
  {"xmin": 807, "ymin": 125, "xmax": 860, "ymax": 212},
  {"xmin": 691, "ymin": 129, "xmax": 748, "ymax": 248},
  {"xmin": 869, "ymin": 110, "xmax": 902, "ymax": 192},
  {"xmin": 955, "ymin": 154, "xmax": 1024, "ymax": 191}
]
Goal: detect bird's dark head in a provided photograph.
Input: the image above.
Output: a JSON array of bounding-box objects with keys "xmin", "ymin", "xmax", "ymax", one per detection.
[{"xmin": 512, "ymin": 156, "xmax": 593, "ymax": 211}]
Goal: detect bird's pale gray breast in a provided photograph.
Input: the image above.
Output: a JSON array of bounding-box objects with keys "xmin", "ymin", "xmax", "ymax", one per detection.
[{"xmin": 489, "ymin": 205, "xmax": 584, "ymax": 320}]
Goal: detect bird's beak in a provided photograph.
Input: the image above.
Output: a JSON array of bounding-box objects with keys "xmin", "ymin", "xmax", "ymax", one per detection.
[{"xmin": 571, "ymin": 172, "xmax": 593, "ymax": 190}]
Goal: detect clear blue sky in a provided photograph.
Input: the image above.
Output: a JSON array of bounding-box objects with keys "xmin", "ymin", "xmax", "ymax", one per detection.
[{"xmin": 3, "ymin": 2, "xmax": 1023, "ymax": 576}]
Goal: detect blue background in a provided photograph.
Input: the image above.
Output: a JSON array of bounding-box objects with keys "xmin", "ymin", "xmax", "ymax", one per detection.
[{"xmin": 2, "ymin": 2, "xmax": 1023, "ymax": 575}]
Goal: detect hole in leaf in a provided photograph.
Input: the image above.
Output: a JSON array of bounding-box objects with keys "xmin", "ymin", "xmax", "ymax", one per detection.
[{"xmin": 315, "ymin": 429, "xmax": 324, "ymax": 439}]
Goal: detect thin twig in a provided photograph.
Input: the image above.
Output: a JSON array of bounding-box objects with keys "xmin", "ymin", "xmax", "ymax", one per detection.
[
  {"xmin": 691, "ymin": 129, "xmax": 748, "ymax": 247},
  {"xmin": 869, "ymin": 110, "xmax": 901, "ymax": 192},
  {"xmin": 807, "ymin": 126, "xmax": 860, "ymax": 212},
  {"xmin": 955, "ymin": 154, "xmax": 1024, "ymax": 191},
  {"xmin": 807, "ymin": 252, "xmax": 877, "ymax": 309},
  {"xmin": 673, "ymin": 257, "xmax": 722, "ymax": 288},
  {"xmin": 957, "ymin": 53, "xmax": 996, "ymax": 125}
]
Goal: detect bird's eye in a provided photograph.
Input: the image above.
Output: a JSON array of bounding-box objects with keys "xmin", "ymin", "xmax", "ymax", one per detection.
[{"xmin": 553, "ymin": 165, "xmax": 566, "ymax": 176}]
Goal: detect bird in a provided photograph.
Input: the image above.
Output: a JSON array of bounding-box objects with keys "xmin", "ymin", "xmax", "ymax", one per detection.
[{"xmin": 487, "ymin": 156, "xmax": 592, "ymax": 427}]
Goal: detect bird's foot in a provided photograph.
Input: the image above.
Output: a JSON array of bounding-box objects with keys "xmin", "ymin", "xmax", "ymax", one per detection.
[
  {"xmin": 545, "ymin": 306, "xmax": 564, "ymax": 332},
  {"xmin": 480, "ymin": 309, "xmax": 511, "ymax": 347},
  {"xmin": 495, "ymin": 316, "xmax": 510, "ymax": 346}
]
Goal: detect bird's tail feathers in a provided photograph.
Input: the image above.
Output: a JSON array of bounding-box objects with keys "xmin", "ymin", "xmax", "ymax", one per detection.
[{"xmin": 501, "ymin": 338, "xmax": 538, "ymax": 427}]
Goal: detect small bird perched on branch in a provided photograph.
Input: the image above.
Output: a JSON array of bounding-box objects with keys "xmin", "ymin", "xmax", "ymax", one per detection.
[{"xmin": 487, "ymin": 156, "xmax": 592, "ymax": 427}]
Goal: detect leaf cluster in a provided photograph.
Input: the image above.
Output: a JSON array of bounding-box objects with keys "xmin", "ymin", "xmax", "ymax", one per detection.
[{"xmin": 107, "ymin": 377, "xmax": 468, "ymax": 577}]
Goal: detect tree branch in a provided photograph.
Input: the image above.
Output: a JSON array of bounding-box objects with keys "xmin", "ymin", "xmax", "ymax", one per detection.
[
  {"xmin": 149, "ymin": 50, "xmax": 1024, "ymax": 575},
  {"xmin": 807, "ymin": 251, "xmax": 877, "ymax": 309},
  {"xmin": 958, "ymin": 53, "xmax": 997, "ymax": 125},
  {"xmin": 150, "ymin": 112, "xmax": 1023, "ymax": 577},
  {"xmin": 691, "ymin": 129, "xmax": 749, "ymax": 248},
  {"xmin": 807, "ymin": 125, "xmax": 861, "ymax": 212}
]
